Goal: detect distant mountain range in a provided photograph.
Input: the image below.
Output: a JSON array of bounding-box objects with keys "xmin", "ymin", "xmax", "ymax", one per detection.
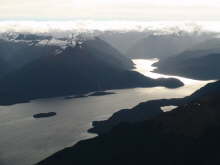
[
  {"xmin": 2, "ymin": 30, "xmax": 220, "ymax": 165},
  {"xmin": 98, "ymin": 30, "xmax": 216, "ymax": 59},
  {"xmin": 99, "ymin": 31, "xmax": 151, "ymax": 54},
  {"xmin": 125, "ymin": 33, "xmax": 210, "ymax": 59},
  {"xmin": 155, "ymin": 38, "xmax": 220, "ymax": 80},
  {"xmin": 0, "ymin": 35, "xmax": 183, "ymax": 105},
  {"xmin": 38, "ymin": 80, "xmax": 220, "ymax": 165},
  {"xmin": 100, "ymin": 31, "xmax": 220, "ymax": 80}
]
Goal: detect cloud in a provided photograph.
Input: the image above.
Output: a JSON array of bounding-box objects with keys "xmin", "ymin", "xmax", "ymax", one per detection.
[
  {"xmin": 1, "ymin": 0, "xmax": 220, "ymax": 20},
  {"xmin": 0, "ymin": 21, "xmax": 220, "ymax": 35}
]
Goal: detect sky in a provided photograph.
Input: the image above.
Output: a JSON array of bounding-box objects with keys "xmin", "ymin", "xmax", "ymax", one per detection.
[{"xmin": 1, "ymin": 0, "xmax": 220, "ymax": 21}]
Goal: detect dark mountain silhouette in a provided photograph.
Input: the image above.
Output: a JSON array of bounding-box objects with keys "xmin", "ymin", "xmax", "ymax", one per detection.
[
  {"xmin": 155, "ymin": 38, "xmax": 220, "ymax": 80},
  {"xmin": 78, "ymin": 37, "xmax": 134, "ymax": 70},
  {"xmin": 0, "ymin": 34, "xmax": 134, "ymax": 73},
  {"xmin": 0, "ymin": 58, "xmax": 8, "ymax": 76},
  {"xmin": 0, "ymin": 37, "xmax": 183, "ymax": 105},
  {"xmin": 89, "ymin": 80, "xmax": 219, "ymax": 135},
  {"xmin": 88, "ymin": 98, "xmax": 179, "ymax": 135},
  {"xmin": 38, "ymin": 80, "xmax": 220, "ymax": 165},
  {"xmin": 126, "ymin": 33, "xmax": 205, "ymax": 59},
  {"xmin": 0, "ymin": 38, "xmax": 61, "ymax": 76},
  {"xmin": 185, "ymin": 80, "xmax": 220, "ymax": 100}
]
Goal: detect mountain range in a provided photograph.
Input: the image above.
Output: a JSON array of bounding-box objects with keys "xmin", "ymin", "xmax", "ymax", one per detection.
[
  {"xmin": 155, "ymin": 38, "xmax": 220, "ymax": 80},
  {"xmin": 0, "ymin": 35, "xmax": 183, "ymax": 105},
  {"xmin": 125, "ymin": 33, "xmax": 210, "ymax": 59}
]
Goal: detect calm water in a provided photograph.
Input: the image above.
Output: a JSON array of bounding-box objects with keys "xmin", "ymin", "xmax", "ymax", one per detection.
[{"xmin": 0, "ymin": 59, "xmax": 212, "ymax": 165}]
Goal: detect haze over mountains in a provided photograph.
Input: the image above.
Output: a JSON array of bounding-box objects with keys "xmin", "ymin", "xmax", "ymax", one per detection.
[
  {"xmin": 125, "ymin": 32, "xmax": 211, "ymax": 59},
  {"xmin": 33, "ymin": 23, "xmax": 220, "ymax": 165},
  {"xmin": 0, "ymin": 34, "xmax": 183, "ymax": 105},
  {"xmin": 0, "ymin": 36, "xmax": 57, "ymax": 76},
  {"xmin": 1, "ymin": 21, "xmax": 220, "ymax": 165},
  {"xmin": 0, "ymin": 27, "xmax": 219, "ymax": 105},
  {"xmin": 155, "ymin": 38, "xmax": 220, "ymax": 80},
  {"xmin": 1, "ymin": 0, "xmax": 220, "ymax": 162},
  {"xmin": 99, "ymin": 31, "xmax": 151, "ymax": 54},
  {"xmin": 96, "ymin": 29, "xmax": 220, "ymax": 81}
]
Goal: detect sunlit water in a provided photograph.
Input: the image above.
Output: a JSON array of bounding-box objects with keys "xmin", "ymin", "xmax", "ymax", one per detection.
[{"xmin": 0, "ymin": 59, "xmax": 213, "ymax": 165}]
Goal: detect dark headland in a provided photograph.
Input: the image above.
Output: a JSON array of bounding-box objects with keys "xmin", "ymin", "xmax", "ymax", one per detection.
[{"xmin": 38, "ymin": 80, "xmax": 220, "ymax": 165}]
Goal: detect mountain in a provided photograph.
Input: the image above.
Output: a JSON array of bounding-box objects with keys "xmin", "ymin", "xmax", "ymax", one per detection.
[
  {"xmin": 126, "ymin": 33, "xmax": 204, "ymax": 59},
  {"xmin": 99, "ymin": 31, "xmax": 151, "ymax": 54},
  {"xmin": 0, "ymin": 38, "xmax": 62, "ymax": 76},
  {"xmin": 0, "ymin": 36, "xmax": 134, "ymax": 72},
  {"xmin": 0, "ymin": 34, "xmax": 134, "ymax": 76},
  {"xmin": 188, "ymin": 38, "xmax": 220, "ymax": 51},
  {"xmin": 155, "ymin": 38, "xmax": 220, "ymax": 80},
  {"xmin": 88, "ymin": 99, "xmax": 177, "ymax": 135},
  {"xmin": 88, "ymin": 80, "xmax": 219, "ymax": 135},
  {"xmin": 78, "ymin": 37, "xmax": 134, "ymax": 70},
  {"xmin": 0, "ymin": 58, "xmax": 8, "ymax": 75},
  {"xmin": 186, "ymin": 80, "xmax": 220, "ymax": 100},
  {"xmin": 90, "ymin": 80, "xmax": 220, "ymax": 135},
  {"xmin": 0, "ymin": 37, "xmax": 183, "ymax": 105},
  {"xmin": 38, "ymin": 80, "xmax": 220, "ymax": 165}
]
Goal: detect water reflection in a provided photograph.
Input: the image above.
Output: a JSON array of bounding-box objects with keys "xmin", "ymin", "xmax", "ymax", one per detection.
[
  {"xmin": 161, "ymin": 106, "xmax": 178, "ymax": 112},
  {"xmin": 0, "ymin": 59, "xmax": 213, "ymax": 165},
  {"xmin": 133, "ymin": 59, "xmax": 214, "ymax": 95}
]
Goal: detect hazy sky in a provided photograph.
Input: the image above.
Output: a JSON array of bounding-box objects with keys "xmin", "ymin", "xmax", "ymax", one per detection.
[{"xmin": 1, "ymin": 0, "xmax": 220, "ymax": 21}]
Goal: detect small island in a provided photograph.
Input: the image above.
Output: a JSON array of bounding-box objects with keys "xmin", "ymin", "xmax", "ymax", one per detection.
[
  {"xmin": 33, "ymin": 112, "xmax": 57, "ymax": 119},
  {"xmin": 88, "ymin": 91, "xmax": 116, "ymax": 96},
  {"xmin": 64, "ymin": 95, "xmax": 88, "ymax": 99}
]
